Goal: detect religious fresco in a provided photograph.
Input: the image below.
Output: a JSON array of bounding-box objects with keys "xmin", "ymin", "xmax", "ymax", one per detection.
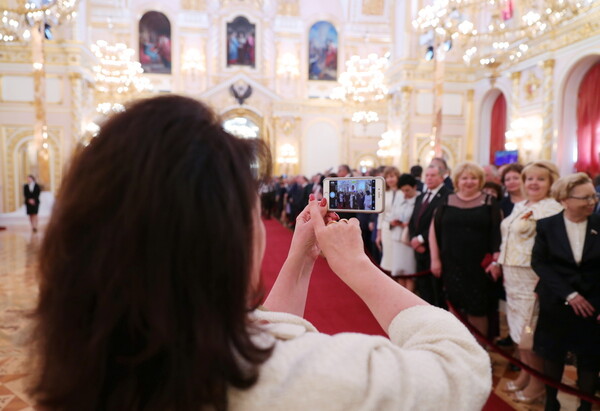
[
  {"xmin": 308, "ymin": 21, "xmax": 338, "ymax": 81},
  {"xmin": 139, "ymin": 11, "xmax": 172, "ymax": 74},
  {"xmin": 227, "ymin": 16, "xmax": 256, "ymax": 68}
]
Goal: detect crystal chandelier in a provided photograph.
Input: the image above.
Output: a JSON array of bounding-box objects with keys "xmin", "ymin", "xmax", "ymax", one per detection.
[
  {"xmin": 413, "ymin": 0, "xmax": 598, "ymax": 70},
  {"xmin": 376, "ymin": 130, "xmax": 400, "ymax": 158},
  {"xmin": 1, "ymin": 0, "xmax": 78, "ymax": 43},
  {"xmin": 332, "ymin": 53, "xmax": 389, "ymax": 124},
  {"xmin": 91, "ymin": 40, "xmax": 152, "ymax": 114},
  {"xmin": 276, "ymin": 143, "xmax": 299, "ymax": 165}
]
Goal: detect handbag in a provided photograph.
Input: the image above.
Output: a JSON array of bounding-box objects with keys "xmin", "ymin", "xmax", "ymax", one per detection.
[
  {"xmin": 518, "ymin": 298, "xmax": 540, "ymax": 350},
  {"xmin": 480, "ymin": 253, "xmax": 494, "ymax": 269}
]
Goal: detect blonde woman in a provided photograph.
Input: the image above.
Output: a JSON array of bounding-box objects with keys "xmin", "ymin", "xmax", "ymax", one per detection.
[
  {"xmin": 376, "ymin": 166, "xmax": 401, "ymax": 272},
  {"xmin": 498, "ymin": 161, "xmax": 563, "ymax": 403},
  {"xmin": 429, "ymin": 162, "xmax": 502, "ymax": 337}
]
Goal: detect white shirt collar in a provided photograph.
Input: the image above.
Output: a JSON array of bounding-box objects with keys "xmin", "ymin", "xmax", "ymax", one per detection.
[{"xmin": 425, "ymin": 184, "xmax": 443, "ymax": 197}]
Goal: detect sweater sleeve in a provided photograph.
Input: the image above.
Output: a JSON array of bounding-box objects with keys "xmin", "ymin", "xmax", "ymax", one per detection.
[
  {"xmin": 230, "ymin": 306, "xmax": 491, "ymax": 411},
  {"xmin": 382, "ymin": 306, "xmax": 491, "ymax": 410}
]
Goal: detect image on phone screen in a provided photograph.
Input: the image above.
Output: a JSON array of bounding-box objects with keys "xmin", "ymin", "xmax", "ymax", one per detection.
[{"xmin": 328, "ymin": 179, "xmax": 377, "ymax": 211}]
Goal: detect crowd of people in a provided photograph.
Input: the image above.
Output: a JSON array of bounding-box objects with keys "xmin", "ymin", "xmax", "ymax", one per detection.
[
  {"xmin": 262, "ymin": 157, "xmax": 600, "ymax": 410},
  {"xmin": 24, "ymin": 94, "xmax": 598, "ymax": 409},
  {"xmin": 28, "ymin": 95, "xmax": 492, "ymax": 410}
]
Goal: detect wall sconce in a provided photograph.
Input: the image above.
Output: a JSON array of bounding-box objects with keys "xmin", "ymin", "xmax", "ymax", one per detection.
[
  {"xmin": 377, "ymin": 130, "xmax": 400, "ymax": 159},
  {"xmin": 182, "ymin": 48, "xmax": 205, "ymax": 74},
  {"xmin": 504, "ymin": 116, "xmax": 542, "ymax": 161},
  {"xmin": 359, "ymin": 158, "xmax": 375, "ymax": 174},
  {"xmin": 276, "ymin": 53, "xmax": 300, "ymax": 78},
  {"xmin": 277, "ymin": 143, "xmax": 298, "ymax": 175}
]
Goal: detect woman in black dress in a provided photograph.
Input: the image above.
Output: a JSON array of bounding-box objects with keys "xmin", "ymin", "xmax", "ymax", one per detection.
[
  {"xmin": 24, "ymin": 174, "xmax": 41, "ymax": 232},
  {"xmin": 430, "ymin": 162, "xmax": 502, "ymax": 337},
  {"xmin": 532, "ymin": 173, "xmax": 600, "ymax": 411}
]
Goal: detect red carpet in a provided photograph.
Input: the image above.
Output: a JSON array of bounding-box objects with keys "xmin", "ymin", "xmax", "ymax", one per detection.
[
  {"xmin": 260, "ymin": 217, "xmax": 385, "ymax": 336},
  {"xmin": 261, "ymin": 218, "xmax": 513, "ymax": 410}
]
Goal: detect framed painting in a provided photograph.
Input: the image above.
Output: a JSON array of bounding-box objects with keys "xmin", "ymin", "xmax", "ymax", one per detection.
[
  {"xmin": 139, "ymin": 11, "xmax": 172, "ymax": 74},
  {"xmin": 227, "ymin": 16, "xmax": 256, "ymax": 68},
  {"xmin": 308, "ymin": 21, "xmax": 338, "ymax": 81}
]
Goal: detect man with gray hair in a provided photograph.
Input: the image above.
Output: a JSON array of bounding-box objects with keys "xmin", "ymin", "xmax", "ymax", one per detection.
[
  {"xmin": 430, "ymin": 157, "xmax": 454, "ymax": 191},
  {"xmin": 408, "ymin": 164, "xmax": 452, "ymax": 308}
]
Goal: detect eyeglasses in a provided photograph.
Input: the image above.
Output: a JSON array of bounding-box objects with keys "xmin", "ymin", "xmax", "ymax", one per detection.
[{"xmin": 567, "ymin": 193, "xmax": 600, "ymax": 203}]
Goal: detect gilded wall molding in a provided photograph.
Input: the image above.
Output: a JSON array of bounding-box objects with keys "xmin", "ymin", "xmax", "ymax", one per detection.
[
  {"xmin": 181, "ymin": 0, "xmax": 207, "ymax": 10},
  {"xmin": 541, "ymin": 59, "xmax": 555, "ymax": 160},
  {"xmin": 362, "ymin": 0, "xmax": 385, "ymax": 16},
  {"xmin": 277, "ymin": 0, "xmax": 299, "ymax": 16}
]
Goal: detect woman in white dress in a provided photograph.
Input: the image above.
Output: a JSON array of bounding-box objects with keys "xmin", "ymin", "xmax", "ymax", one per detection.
[
  {"xmin": 497, "ymin": 161, "xmax": 563, "ymax": 404},
  {"xmin": 390, "ymin": 174, "xmax": 419, "ymax": 291},
  {"xmin": 376, "ymin": 166, "xmax": 401, "ymax": 272}
]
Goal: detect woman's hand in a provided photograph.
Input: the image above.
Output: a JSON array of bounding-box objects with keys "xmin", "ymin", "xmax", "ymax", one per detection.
[
  {"xmin": 430, "ymin": 258, "xmax": 442, "ymax": 278},
  {"xmin": 290, "ymin": 195, "xmax": 338, "ymax": 261},
  {"xmin": 309, "ymin": 201, "xmax": 369, "ymax": 276},
  {"xmin": 568, "ymin": 294, "xmax": 596, "ymax": 318},
  {"xmin": 375, "ymin": 230, "xmax": 382, "ymax": 251},
  {"xmin": 485, "ymin": 264, "xmax": 502, "ymax": 281}
]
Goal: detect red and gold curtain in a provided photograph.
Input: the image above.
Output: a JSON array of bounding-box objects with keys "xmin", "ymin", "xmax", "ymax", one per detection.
[
  {"xmin": 576, "ymin": 62, "xmax": 600, "ymax": 176},
  {"xmin": 490, "ymin": 93, "xmax": 507, "ymax": 165}
]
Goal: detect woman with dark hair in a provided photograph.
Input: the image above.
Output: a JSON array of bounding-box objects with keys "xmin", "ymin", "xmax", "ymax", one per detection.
[
  {"xmin": 29, "ymin": 95, "xmax": 491, "ymax": 410},
  {"xmin": 500, "ymin": 163, "xmax": 524, "ymax": 217},
  {"xmin": 24, "ymin": 174, "xmax": 41, "ymax": 232}
]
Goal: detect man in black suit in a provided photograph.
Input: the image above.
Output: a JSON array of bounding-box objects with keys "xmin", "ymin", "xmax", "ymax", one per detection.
[{"xmin": 408, "ymin": 164, "xmax": 452, "ymax": 308}]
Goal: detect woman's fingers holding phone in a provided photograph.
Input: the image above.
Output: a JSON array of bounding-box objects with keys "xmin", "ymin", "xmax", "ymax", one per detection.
[{"xmin": 310, "ymin": 205, "xmax": 366, "ymax": 273}]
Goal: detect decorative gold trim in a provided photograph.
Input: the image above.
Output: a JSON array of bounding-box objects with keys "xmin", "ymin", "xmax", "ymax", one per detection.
[{"xmin": 362, "ymin": 0, "xmax": 385, "ymax": 15}]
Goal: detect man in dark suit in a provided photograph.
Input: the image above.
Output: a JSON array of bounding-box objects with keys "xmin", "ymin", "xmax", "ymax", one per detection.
[{"xmin": 408, "ymin": 164, "xmax": 452, "ymax": 308}]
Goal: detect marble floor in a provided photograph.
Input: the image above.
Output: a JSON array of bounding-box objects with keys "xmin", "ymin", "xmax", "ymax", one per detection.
[{"xmin": 0, "ymin": 226, "xmax": 596, "ymax": 410}]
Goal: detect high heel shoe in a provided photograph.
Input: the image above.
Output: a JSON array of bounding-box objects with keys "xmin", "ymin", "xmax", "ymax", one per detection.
[
  {"xmin": 512, "ymin": 389, "xmax": 545, "ymax": 405},
  {"xmin": 502, "ymin": 380, "xmax": 526, "ymax": 393}
]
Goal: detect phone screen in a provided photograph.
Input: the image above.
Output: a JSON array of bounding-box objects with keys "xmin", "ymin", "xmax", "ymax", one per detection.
[{"xmin": 328, "ymin": 179, "xmax": 377, "ymax": 211}]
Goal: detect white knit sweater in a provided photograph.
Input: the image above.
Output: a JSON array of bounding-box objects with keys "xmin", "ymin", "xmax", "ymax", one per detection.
[{"xmin": 228, "ymin": 305, "xmax": 491, "ymax": 411}]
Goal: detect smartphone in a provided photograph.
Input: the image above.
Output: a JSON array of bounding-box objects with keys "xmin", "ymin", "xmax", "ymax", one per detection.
[{"xmin": 323, "ymin": 176, "xmax": 385, "ymax": 213}]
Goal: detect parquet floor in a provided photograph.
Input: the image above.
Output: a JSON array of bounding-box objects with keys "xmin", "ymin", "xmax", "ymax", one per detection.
[
  {"xmin": 0, "ymin": 228, "xmax": 38, "ymax": 410},
  {"xmin": 0, "ymin": 226, "xmax": 596, "ymax": 410}
]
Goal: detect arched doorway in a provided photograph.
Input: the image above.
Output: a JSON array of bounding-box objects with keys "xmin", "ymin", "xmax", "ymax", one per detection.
[
  {"xmin": 489, "ymin": 93, "xmax": 507, "ymax": 165},
  {"xmin": 221, "ymin": 108, "xmax": 263, "ymax": 139},
  {"xmin": 479, "ymin": 89, "xmax": 508, "ymax": 166},
  {"xmin": 575, "ymin": 62, "xmax": 600, "ymax": 176},
  {"xmin": 223, "ymin": 117, "xmax": 260, "ymax": 139}
]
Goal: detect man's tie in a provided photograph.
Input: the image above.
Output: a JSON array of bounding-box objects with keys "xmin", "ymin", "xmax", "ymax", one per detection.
[{"xmin": 416, "ymin": 191, "xmax": 431, "ymax": 227}]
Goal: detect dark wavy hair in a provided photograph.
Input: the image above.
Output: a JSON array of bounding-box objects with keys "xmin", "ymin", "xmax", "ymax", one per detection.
[{"xmin": 29, "ymin": 95, "xmax": 273, "ymax": 410}]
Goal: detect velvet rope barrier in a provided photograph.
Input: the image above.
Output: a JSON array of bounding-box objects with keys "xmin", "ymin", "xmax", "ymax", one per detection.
[
  {"xmin": 446, "ymin": 300, "xmax": 600, "ymax": 406},
  {"xmin": 364, "ymin": 248, "xmax": 600, "ymax": 404}
]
